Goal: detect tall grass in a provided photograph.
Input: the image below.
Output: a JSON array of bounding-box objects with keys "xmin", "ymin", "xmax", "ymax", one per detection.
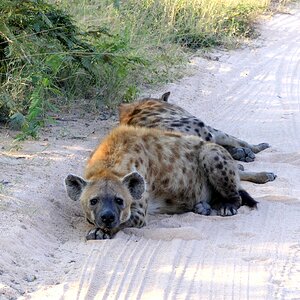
[{"xmin": 0, "ymin": 0, "xmax": 289, "ymax": 137}]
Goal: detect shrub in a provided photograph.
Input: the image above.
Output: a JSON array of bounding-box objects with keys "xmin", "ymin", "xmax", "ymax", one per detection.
[{"xmin": 0, "ymin": 0, "xmax": 147, "ymax": 138}]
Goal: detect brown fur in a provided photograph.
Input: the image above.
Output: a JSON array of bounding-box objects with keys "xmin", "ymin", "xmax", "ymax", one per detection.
[{"xmin": 65, "ymin": 125, "xmax": 257, "ymax": 240}]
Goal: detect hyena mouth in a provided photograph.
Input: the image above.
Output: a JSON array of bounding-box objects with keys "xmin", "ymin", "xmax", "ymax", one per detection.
[{"xmin": 97, "ymin": 221, "xmax": 119, "ymax": 231}]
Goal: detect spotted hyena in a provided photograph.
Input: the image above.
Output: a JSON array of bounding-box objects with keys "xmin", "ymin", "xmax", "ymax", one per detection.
[
  {"xmin": 119, "ymin": 92, "xmax": 276, "ymax": 184},
  {"xmin": 65, "ymin": 125, "xmax": 258, "ymax": 240}
]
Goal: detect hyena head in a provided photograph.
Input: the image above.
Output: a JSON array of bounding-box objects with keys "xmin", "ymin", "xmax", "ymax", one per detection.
[
  {"xmin": 65, "ymin": 172, "xmax": 146, "ymax": 231},
  {"xmin": 118, "ymin": 91, "xmax": 171, "ymax": 123}
]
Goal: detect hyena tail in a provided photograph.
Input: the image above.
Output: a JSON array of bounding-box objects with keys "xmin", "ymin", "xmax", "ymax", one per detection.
[{"xmin": 239, "ymin": 189, "xmax": 258, "ymax": 208}]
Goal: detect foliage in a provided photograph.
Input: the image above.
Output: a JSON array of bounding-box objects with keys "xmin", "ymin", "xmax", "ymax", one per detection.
[
  {"xmin": 0, "ymin": 0, "xmax": 146, "ymax": 138},
  {"xmin": 0, "ymin": 0, "xmax": 288, "ymax": 137}
]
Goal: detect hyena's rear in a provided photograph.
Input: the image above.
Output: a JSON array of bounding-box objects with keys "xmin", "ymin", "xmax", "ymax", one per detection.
[{"xmin": 65, "ymin": 125, "xmax": 257, "ymax": 240}]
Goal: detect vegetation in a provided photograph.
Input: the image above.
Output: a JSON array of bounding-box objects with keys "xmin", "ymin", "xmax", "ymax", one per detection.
[{"xmin": 0, "ymin": 0, "xmax": 289, "ymax": 138}]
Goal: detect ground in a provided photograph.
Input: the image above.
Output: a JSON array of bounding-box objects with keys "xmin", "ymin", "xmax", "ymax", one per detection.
[{"xmin": 0, "ymin": 4, "xmax": 300, "ymax": 299}]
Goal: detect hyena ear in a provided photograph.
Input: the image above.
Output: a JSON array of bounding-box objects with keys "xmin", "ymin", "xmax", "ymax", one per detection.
[
  {"xmin": 122, "ymin": 172, "xmax": 146, "ymax": 200},
  {"xmin": 161, "ymin": 91, "xmax": 171, "ymax": 102},
  {"xmin": 65, "ymin": 174, "xmax": 87, "ymax": 201}
]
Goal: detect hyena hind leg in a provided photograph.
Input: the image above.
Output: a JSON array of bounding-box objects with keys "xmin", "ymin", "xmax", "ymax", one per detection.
[
  {"xmin": 239, "ymin": 170, "xmax": 277, "ymax": 184},
  {"xmin": 207, "ymin": 126, "xmax": 270, "ymax": 162},
  {"xmin": 200, "ymin": 145, "xmax": 243, "ymax": 216}
]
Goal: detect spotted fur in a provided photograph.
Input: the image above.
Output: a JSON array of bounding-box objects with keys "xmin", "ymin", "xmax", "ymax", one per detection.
[
  {"xmin": 119, "ymin": 92, "xmax": 270, "ymax": 162},
  {"xmin": 119, "ymin": 92, "xmax": 277, "ymax": 184},
  {"xmin": 65, "ymin": 125, "xmax": 257, "ymax": 240}
]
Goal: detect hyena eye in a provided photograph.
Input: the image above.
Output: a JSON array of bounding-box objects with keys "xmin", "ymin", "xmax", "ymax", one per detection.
[
  {"xmin": 90, "ymin": 198, "xmax": 98, "ymax": 206},
  {"xmin": 115, "ymin": 197, "xmax": 124, "ymax": 206}
]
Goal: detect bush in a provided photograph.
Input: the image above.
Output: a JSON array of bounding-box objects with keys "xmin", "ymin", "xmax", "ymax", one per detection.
[
  {"xmin": 1, "ymin": 0, "xmax": 286, "ymax": 137},
  {"xmin": 0, "ymin": 0, "xmax": 147, "ymax": 138}
]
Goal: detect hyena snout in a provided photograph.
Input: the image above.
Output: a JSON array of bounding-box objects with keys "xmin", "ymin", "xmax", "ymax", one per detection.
[
  {"xmin": 100, "ymin": 210, "xmax": 116, "ymax": 226},
  {"xmin": 96, "ymin": 209, "xmax": 119, "ymax": 229}
]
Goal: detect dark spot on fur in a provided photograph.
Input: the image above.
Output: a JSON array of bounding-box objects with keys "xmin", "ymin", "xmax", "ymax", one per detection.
[
  {"xmin": 214, "ymin": 156, "xmax": 220, "ymax": 161},
  {"xmin": 146, "ymin": 113, "xmax": 160, "ymax": 117},
  {"xmin": 156, "ymin": 144, "xmax": 162, "ymax": 151},
  {"xmin": 185, "ymin": 152, "xmax": 193, "ymax": 161},
  {"xmin": 152, "ymin": 183, "xmax": 156, "ymax": 191},
  {"xmin": 171, "ymin": 123, "xmax": 183, "ymax": 127},
  {"xmin": 169, "ymin": 156, "xmax": 175, "ymax": 164},
  {"xmin": 222, "ymin": 171, "xmax": 226, "ymax": 176},
  {"xmin": 216, "ymin": 163, "xmax": 223, "ymax": 169},
  {"xmin": 205, "ymin": 136, "xmax": 211, "ymax": 141},
  {"xmin": 198, "ymin": 121, "xmax": 205, "ymax": 127},
  {"xmin": 224, "ymin": 176, "xmax": 229, "ymax": 182},
  {"xmin": 137, "ymin": 210, "xmax": 145, "ymax": 217},
  {"xmin": 165, "ymin": 199, "xmax": 173, "ymax": 205},
  {"xmin": 162, "ymin": 178, "xmax": 170, "ymax": 186},
  {"xmin": 158, "ymin": 108, "xmax": 167, "ymax": 113},
  {"xmin": 132, "ymin": 108, "xmax": 142, "ymax": 115}
]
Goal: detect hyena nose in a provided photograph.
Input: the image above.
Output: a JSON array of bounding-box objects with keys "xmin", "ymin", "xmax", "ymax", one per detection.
[{"xmin": 101, "ymin": 212, "xmax": 115, "ymax": 225}]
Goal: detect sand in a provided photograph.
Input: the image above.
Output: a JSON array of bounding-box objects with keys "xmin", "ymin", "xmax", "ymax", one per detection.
[{"xmin": 0, "ymin": 4, "xmax": 299, "ymax": 300}]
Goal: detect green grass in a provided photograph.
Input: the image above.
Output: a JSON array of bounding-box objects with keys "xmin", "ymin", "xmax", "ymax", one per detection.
[{"xmin": 0, "ymin": 0, "xmax": 290, "ymax": 138}]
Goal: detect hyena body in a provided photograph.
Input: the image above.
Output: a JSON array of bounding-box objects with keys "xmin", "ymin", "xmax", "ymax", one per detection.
[
  {"xmin": 65, "ymin": 125, "xmax": 257, "ymax": 240},
  {"xmin": 119, "ymin": 92, "xmax": 269, "ymax": 161},
  {"xmin": 119, "ymin": 92, "xmax": 276, "ymax": 184}
]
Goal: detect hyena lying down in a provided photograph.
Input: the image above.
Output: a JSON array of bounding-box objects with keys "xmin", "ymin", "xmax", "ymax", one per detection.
[
  {"xmin": 65, "ymin": 125, "xmax": 258, "ymax": 240},
  {"xmin": 119, "ymin": 92, "xmax": 276, "ymax": 184},
  {"xmin": 119, "ymin": 92, "xmax": 269, "ymax": 162}
]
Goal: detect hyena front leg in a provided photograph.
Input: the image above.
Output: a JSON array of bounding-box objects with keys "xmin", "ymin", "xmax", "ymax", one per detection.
[
  {"xmin": 207, "ymin": 126, "xmax": 270, "ymax": 162},
  {"xmin": 122, "ymin": 199, "xmax": 148, "ymax": 229}
]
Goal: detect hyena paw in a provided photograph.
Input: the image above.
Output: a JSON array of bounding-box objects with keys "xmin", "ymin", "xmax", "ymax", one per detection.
[
  {"xmin": 194, "ymin": 201, "xmax": 212, "ymax": 216},
  {"xmin": 237, "ymin": 163, "xmax": 244, "ymax": 171},
  {"xmin": 259, "ymin": 172, "xmax": 277, "ymax": 183},
  {"xmin": 230, "ymin": 147, "xmax": 256, "ymax": 162},
  {"xmin": 86, "ymin": 228, "xmax": 111, "ymax": 240},
  {"xmin": 217, "ymin": 203, "xmax": 238, "ymax": 217},
  {"xmin": 252, "ymin": 143, "xmax": 270, "ymax": 153}
]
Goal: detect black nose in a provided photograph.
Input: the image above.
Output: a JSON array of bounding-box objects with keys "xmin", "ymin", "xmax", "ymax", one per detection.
[{"xmin": 101, "ymin": 212, "xmax": 115, "ymax": 225}]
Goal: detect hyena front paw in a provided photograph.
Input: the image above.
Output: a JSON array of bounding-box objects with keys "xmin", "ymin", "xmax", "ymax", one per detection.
[
  {"xmin": 86, "ymin": 228, "xmax": 111, "ymax": 240},
  {"xmin": 194, "ymin": 201, "xmax": 212, "ymax": 215},
  {"xmin": 229, "ymin": 147, "xmax": 256, "ymax": 162},
  {"xmin": 217, "ymin": 203, "xmax": 238, "ymax": 217}
]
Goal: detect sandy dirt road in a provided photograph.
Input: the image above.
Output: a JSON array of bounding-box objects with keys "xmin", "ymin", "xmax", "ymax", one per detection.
[{"xmin": 0, "ymin": 4, "xmax": 300, "ymax": 300}]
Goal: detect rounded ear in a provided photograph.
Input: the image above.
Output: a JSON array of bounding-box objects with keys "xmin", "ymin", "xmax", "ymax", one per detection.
[
  {"xmin": 65, "ymin": 174, "xmax": 87, "ymax": 201},
  {"xmin": 161, "ymin": 91, "xmax": 171, "ymax": 102},
  {"xmin": 122, "ymin": 172, "xmax": 146, "ymax": 200}
]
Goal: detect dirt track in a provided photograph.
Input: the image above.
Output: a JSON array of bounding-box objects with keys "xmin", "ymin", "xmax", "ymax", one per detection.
[{"xmin": 0, "ymin": 4, "xmax": 300, "ymax": 299}]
